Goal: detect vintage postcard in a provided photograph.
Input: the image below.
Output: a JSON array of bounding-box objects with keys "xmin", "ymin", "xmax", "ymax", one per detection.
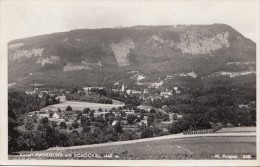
[{"xmin": 0, "ymin": 0, "xmax": 259, "ymax": 166}]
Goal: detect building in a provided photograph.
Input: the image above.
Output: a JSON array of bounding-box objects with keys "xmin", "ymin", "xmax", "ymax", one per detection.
[
  {"xmin": 122, "ymin": 84, "xmax": 125, "ymax": 92},
  {"xmin": 53, "ymin": 112, "xmax": 64, "ymax": 119},
  {"xmin": 174, "ymin": 87, "xmax": 181, "ymax": 94},
  {"xmin": 25, "ymin": 90, "xmax": 35, "ymax": 95},
  {"xmin": 83, "ymin": 87, "xmax": 105, "ymax": 91},
  {"xmin": 160, "ymin": 90, "xmax": 173, "ymax": 98}
]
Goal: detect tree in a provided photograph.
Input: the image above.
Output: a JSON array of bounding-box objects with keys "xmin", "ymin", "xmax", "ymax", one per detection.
[
  {"xmin": 98, "ymin": 108, "xmax": 103, "ymax": 112},
  {"xmin": 72, "ymin": 121, "xmax": 79, "ymax": 129},
  {"xmin": 81, "ymin": 116, "xmax": 91, "ymax": 128},
  {"xmin": 162, "ymin": 113, "xmax": 170, "ymax": 121},
  {"xmin": 89, "ymin": 110, "xmax": 95, "ymax": 117},
  {"xmin": 66, "ymin": 106, "xmax": 72, "ymax": 111},
  {"xmin": 57, "ymin": 108, "xmax": 62, "ymax": 112},
  {"xmin": 51, "ymin": 121, "xmax": 57, "ymax": 128},
  {"xmin": 25, "ymin": 117, "xmax": 34, "ymax": 131},
  {"xmin": 49, "ymin": 112, "xmax": 53, "ymax": 118},
  {"xmin": 156, "ymin": 111, "xmax": 164, "ymax": 119},
  {"xmin": 114, "ymin": 121, "xmax": 123, "ymax": 133},
  {"xmin": 59, "ymin": 122, "xmax": 67, "ymax": 129},
  {"xmin": 141, "ymin": 127, "xmax": 153, "ymax": 138},
  {"xmin": 172, "ymin": 114, "xmax": 178, "ymax": 120},
  {"xmin": 136, "ymin": 113, "xmax": 145, "ymax": 122},
  {"xmin": 83, "ymin": 108, "xmax": 90, "ymax": 114},
  {"xmin": 121, "ymin": 111, "xmax": 127, "ymax": 117},
  {"xmin": 119, "ymin": 130, "xmax": 136, "ymax": 141},
  {"xmin": 152, "ymin": 127, "xmax": 163, "ymax": 136},
  {"xmin": 150, "ymin": 108, "xmax": 156, "ymax": 114},
  {"xmin": 127, "ymin": 114, "xmax": 136, "ymax": 124},
  {"xmin": 83, "ymin": 126, "xmax": 91, "ymax": 133},
  {"xmin": 147, "ymin": 115, "xmax": 155, "ymax": 126},
  {"xmin": 76, "ymin": 112, "xmax": 82, "ymax": 120},
  {"xmin": 41, "ymin": 117, "xmax": 49, "ymax": 125}
]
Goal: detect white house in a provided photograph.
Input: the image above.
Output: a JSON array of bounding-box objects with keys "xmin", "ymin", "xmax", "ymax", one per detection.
[
  {"xmin": 53, "ymin": 113, "xmax": 60, "ymax": 119},
  {"xmin": 160, "ymin": 90, "xmax": 172, "ymax": 98},
  {"xmin": 112, "ymin": 120, "xmax": 119, "ymax": 126}
]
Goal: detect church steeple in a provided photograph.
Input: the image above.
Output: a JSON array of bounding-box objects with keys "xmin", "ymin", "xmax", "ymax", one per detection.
[
  {"xmin": 98, "ymin": 59, "xmax": 102, "ymax": 70},
  {"xmin": 122, "ymin": 83, "xmax": 125, "ymax": 92}
]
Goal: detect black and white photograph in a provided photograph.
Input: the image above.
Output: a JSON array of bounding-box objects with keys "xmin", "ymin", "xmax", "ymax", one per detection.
[{"xmin": 0, "ymin": 0, "xmax": 259, "ymax": 166}]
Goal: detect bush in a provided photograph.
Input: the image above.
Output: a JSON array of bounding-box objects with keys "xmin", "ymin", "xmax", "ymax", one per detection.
[
  {"xmin": 51, "ymin": 121, "xmax": 57, "ymax": 128},
  {"xmin": 49, "ymin": 112, "xmax": 53, "ymax": 118},
  {"xmin": 172, "ymin": 114, "xmax": 178, "ymax": 120},
  {"xmin": 147, "ymin": 115, "xmax": 155, "ymax": 126},
  {"xmin": 66, "ymin": 106, "xmax": 72, "ymax": 111},
  {"xmin": 127, "ymin": 114, "xmax": 136, "ymax": 124},
  {"xmin": 121, "ymin": 111, "xmax": 127, "ymax": 117},
  {"xmin": 114, "ymin": 121, "xmax": 123, "ymax": 133},
  {"xmin": 150, "ymin": 108, "xmax": 156, "ymax": 114},
  {"xmin": 72, "ymin": 121, "xmax": 79, "ymax": 129},
  {"xmin": 119, "ymin": 130, "xmax": 137, "ymax": 141},
  {"xmin": 25, "ymin": 117, "xmax": 34, "ymax": 131},
  {"xmin": 83, "ymin": 126, "xmax": 91, "ymax": 133},
  {"xmin": 136, "ymin": 113, "xmax": 145, "ymax": 122},
  {"xmin": 152, "ymin": 127, "xmax": 163, "ymax": 136},
  {"xmin": 41, "ymin": 117, "xmax": 49, "ymax": 125},
  {"xmin": 83, "ymin": 108, "xmax": 90, "ymax": 114},
  {"xmin": 162, "ymin": 113, "xmax": 170, "ymax": 121},
  {"xmin": 141, "ymin": 127, "xmax": 153, "ymax": 138},
  {"xmin": 59, "ymin": 122, "xmax": 67, "ymax": 129}
]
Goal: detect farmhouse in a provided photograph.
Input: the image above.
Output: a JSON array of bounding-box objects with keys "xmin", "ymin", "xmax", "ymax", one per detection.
[
  {"xmin": 138, "ymin": 120, "xmax": 148, "ymax": 126},
  {"xmin": 160, "ymin": 90, "xmax": 172, "ymax": 98},
  {"xmin": 138, "ymin": 105, "xmax": 152, "ymax": 112},
  {"xmin": 53, "ymin": 112, "xmax": 64, "ymax": 119}
]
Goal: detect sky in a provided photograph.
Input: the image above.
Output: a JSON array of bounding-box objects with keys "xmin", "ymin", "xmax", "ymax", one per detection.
[{"xmin": 1, "ymin": 0, "xmax": 259, "ymax": 42}]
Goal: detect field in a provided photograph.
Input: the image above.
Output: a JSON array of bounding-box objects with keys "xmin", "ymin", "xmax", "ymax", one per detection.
[
  {"xmin": 40, "ymin": 100, "xmax": 124, "ymax": 112},
  {"xmin": 215, "ymin": 127, "xmax": 256, "ymax": 133},
  {"xmin": 10, "ymin": 135, "xmax": 256, "ymax": 160}
]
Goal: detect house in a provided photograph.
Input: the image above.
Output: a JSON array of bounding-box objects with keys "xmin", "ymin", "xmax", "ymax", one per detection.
[
  {"xmin": 121, "ymin": 120, "xmax": 128, "ymax": 125},
  {"xmin": 83, "ymin": 87, "xmax": 105, "ymax": 91},
  {"xmin": 38, "ymin": 93, "xmax": 44, "ymax": 98},
  {"xmin": 238, "ymin": 104, "xmax": 250, "ymax": 109},
  {"xmin": 126, "ymin": 89, "xmax": 142, "ymax": 95},
  {"xmin": 174, "ymin": 87, "xmax": 181, "ymax": 94},
  {"xmin": 126, "ymin": 89, "xmax": 131, "ymax": 94},
  {"xmin": 121, "ymin": 84, "xmax": 126, "ymax": 92},
  {"xmin": 138, "ymin": 120, "xmax": 148, "ymax": 126},
  {"xmin": 53, "ymin": 112, "xmax": 64, "ymax": 119},
  {"xmin": 160, "ymin": 90, "xmax": 172, "ymax": 98},
  {"xmin": 143, "ymin": 89, "xmax": 148, "ymax": 94},
  {"xmin": 138, "ymin": 105, "xmax": 152, "ymax": 112},
  {"xmin": 25, "ymin": 90, "xmax": 35, "ymax": 95},
  {"xmin": 112, "ymin": 120, "xmax": 119, "ymax": 126}
]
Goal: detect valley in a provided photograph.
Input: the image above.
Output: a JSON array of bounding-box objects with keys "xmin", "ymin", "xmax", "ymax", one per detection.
[{"xmin": 7, "ymin": 24, "xmax": 256, "ymax": 160}]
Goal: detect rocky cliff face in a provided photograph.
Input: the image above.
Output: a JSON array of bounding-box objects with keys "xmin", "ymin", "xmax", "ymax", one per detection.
[{"xmin": 8, "ymin": 24, "xmax": 256, "ymax": 87}]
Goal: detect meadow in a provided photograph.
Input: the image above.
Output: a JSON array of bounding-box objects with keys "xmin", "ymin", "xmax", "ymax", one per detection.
[
  {"xmin": 40, "ymin": 100, "xmax": 124, "ymax": 112},
  {"xmin": 10, "ymin": 136, "xmax": 256, "ymax": 160}
]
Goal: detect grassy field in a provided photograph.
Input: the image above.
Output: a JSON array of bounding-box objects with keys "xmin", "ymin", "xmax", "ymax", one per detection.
[
  {"xmin": 10, "ymin": 136, "xmax": 256, "ymax": 160},
  {"xmin": 41, "ymin": 101, "xmax": 124, "ymax": 112},
  {"xmin": 215, "ymin": 127, "xmax": 256, "ymax": 133}
]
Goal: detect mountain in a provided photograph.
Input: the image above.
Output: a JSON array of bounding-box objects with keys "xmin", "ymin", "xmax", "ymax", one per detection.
[{"xmin": 8, "ymin": 24, "xmax": 256, "ymax": 88}]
